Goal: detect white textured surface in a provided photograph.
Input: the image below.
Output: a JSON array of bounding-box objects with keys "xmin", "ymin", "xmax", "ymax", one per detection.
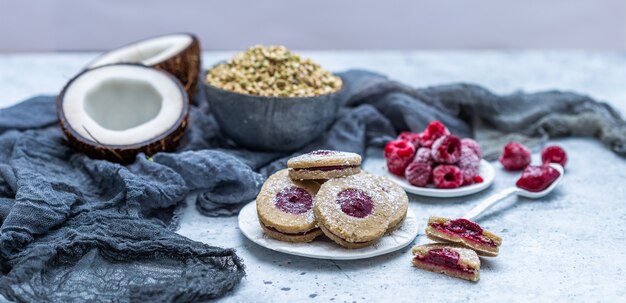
[
  {"xmin": 1, "ymin": 51, "xmax": 625, "ymax": 302},
  {"xmin": 238, "ymin": 202, "xmax": 418, "ymax": 260}
]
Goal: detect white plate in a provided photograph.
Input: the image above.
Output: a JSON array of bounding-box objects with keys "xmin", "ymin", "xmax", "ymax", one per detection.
[
  {"xmin": 369, "ymin": 159, "xmax": 495, "ymax": 198},
  {"xmin": 238, "ymin": 202, "xmax": 419, "ymax": 260}
]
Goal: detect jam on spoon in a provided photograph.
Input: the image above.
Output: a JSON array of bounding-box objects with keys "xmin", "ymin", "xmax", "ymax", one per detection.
[{"xmin": 516, "ymin": 165, "xmax": 561, "ymax": 192}]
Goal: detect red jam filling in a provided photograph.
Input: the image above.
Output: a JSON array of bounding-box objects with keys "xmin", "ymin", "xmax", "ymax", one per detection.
[
  {"xmin": 295, "ymin": 165, "xmax": 358, "ymax": 172},
  {"xmin": 415, "ymin": 248, "xmax": 473, "ymax": 273},
  {"xmin": 336, "ymin": 188, "xmax": 374, "ymax": 218},
  {"xmin": 432, "ymin": 218, "xmax": 497, "ymax": 247},
  {"xmin": 309, "ymin": 150, "xmax": 336, "ymax": 156},
  {"xmin": 516, "ymin": 165, "xmax": 560, "ymax": 192},
  {"xmin": 275, "ymin": 186, "xmax": 313, "ymax": 214}
]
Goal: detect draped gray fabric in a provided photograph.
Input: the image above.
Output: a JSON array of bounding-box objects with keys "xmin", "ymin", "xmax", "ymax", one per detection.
[{"xmin": 0, "ymin": 70, "xmax": 624, "ymax": 302}]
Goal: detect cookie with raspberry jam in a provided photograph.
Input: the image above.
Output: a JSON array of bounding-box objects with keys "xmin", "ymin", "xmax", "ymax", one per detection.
[
  {"xmin": 411, "ymin": 243, "xmax": 480, "ymax": 282},
  {"xmin": 314, "ymin": 173, "xmax": 392, "ymax": 248},
  {"xmin": 425, "ymin": 216, "xmax": 502, "ymax": 256},
  {"xmin": 256, "ymin": 169, "xmax": 322, "ymax": 243},
  {"xmin": 288, "ymin": 150, "xmax": 361, "ymax": 180}
]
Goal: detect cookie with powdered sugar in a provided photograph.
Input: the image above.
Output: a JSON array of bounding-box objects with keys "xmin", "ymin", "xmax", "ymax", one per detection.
[
  {"xmin": 287, "ymin": 150, "xmax": 361, "ymax": 180},
  {"xmin": 256, "ymin": 169, "xmax": 322, "ymax": 243},
  {"xmin": 411, "ymin": 243, "xmax": 481, "ymax": 282},
  {"xmin": 313, "ymin": 173, "xmax": 392, "ymax": 249}
]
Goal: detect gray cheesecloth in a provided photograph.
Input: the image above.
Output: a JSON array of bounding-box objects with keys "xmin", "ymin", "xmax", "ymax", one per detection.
[{"xmin": 0, "ymin": 70, "xmax": 624, "ymax": 302}]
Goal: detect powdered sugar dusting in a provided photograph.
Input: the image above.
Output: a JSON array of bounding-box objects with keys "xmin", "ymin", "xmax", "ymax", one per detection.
[
  {"xmin": 275, "ymin": 186, "xmax": 313, "ymax": 214},
  {"xmin": 461, "ymin": 138, "xmax": 482, "ymax": 159},
  {"xmin": 288, "ymin": 150, "xmax": 361, "ymax": 168},
  {"xmin": 336, "ymin": 188, "xmax": 374, "ymax": 218},
  {"xmin": 315, "ymin": 173, "xmax": 393, "ymax": 242},
  {"xmin": 414, "ymin": 147, "xmax": 433, "ymax": 165},
  {"xmin": 331, "ymin": 174, "xmax": 390, "ymax": 216},
  {"xmin": 370, "ymin": 174, "xmax": 407, "ymax": 215},
  {"xmin": 310, "ymin": 150, "xmax": 336, "ymax": 156}
]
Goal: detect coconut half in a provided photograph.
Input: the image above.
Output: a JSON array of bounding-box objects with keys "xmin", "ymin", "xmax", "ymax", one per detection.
[
  {"xmin": 57, "ymin": 64, "xmax": 189, "ymax": 163},
  {"xmin": 87, "ymin": 33, "xmax": 201, "ymax": 101}
]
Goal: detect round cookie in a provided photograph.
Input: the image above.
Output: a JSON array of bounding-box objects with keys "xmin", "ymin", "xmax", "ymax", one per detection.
[
  {"xmin": 260, "ymin": 223, "xmax": 322, "ymax": 243},
  {"xmin": 314, "ymin": 173, "xmax": 392, "ymax": 249},
  {"xmin": 287, "ymin": 150, "xmax": 361, "ymax": 180},
  {"xmin": 257, "ymin": 169, "xmax": 323, "ymax": 243},
  {"xmin": 369, "ymin": 173, "xmax": 409, "ymax": 234}
]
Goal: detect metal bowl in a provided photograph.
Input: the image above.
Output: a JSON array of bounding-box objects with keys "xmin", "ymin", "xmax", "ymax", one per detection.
[{"xmin": 204, "ymin": 75, "xmax": 344, "ymax": 152}]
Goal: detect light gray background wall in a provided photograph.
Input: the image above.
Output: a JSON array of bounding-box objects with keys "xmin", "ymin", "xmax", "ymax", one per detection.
[{"xmin": 1, "ymin": 0, "xmax": 625, "ymax": 51}]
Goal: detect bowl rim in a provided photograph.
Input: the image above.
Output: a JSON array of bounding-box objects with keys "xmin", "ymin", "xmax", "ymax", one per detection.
[{"xmin": 203, "ymin": 63, "xmax": 346, "ymax": 100}]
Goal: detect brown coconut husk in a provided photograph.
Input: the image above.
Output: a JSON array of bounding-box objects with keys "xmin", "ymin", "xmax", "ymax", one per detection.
[
  {"xmin": 87, "ymin": 33, "xmax": 201, "ymax": 103},
  {"xmin": 151, "ymin": 34, "xmax": 201, "ymax": 101}
]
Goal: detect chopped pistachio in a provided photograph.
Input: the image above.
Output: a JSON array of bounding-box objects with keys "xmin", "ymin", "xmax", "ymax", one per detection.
[{"xmin": 206, "ymin": 45, "xmax": 342, "ymax": 97}]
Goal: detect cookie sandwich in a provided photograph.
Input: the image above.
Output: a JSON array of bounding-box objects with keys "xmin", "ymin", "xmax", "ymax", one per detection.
[
  {"xmin": 314, "ymin": 173, "xmax": 392, "ymax": 248},
  {"xmin": 425, "ymin": 216, "xmax": 502, "ymax": 257},
  {"xmin": 411, "ymin": 243, "xmax": 481, "ymax": 282},
  {"xmin": 257, "ymin": 169, "xmax": 322, "ymax": 242},
  {"xmin": 287, "ymin": 150, "xmax": 361, "ymax": 180}
]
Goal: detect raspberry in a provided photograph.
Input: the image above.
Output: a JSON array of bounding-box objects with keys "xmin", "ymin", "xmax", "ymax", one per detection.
[
  {"xmin": 516, "ymin": 165, "xmax": 561, "ymax": 192},
  {"xmin": 413, "ymin": 147, "xmax": 433, "ymax": 165},
  {"xmin": 432, "ymin": 165, "xmax": 463, "ymax": 189},
  {"xmin": 417, "ymin": 133, "xmax": 433, "ymax": 148},
  {"xmin": 541, "ymin": 145, "xmax": 567, "ymax": 167},
  {"xmin": 431, "ymin": 135, "xmax": 461, "ymax": 164},
  {"xmin": 397, "ymin": 131, "xmax": 421, "ymax": 148},
  {"xmin": 419, "ymin": 120, "xmax": 450, "ymax": 147},
  {"xmin": 499, "ymin": 142, "xmax": 531, "ymax": 171},
  {"xmin": 425, "ymin": 120, "xmax": 450, "ymax": 138},
  {"xmin": 461, "ymin": 138, "xmax": 482, "ymax": 159},
  {"xmin": 458, "ymin": 146, "xmax": 480, "ymax": 185},
  {"xmin": 384, "ymin": 140, "xmax": 416, "ymax": 176},
  {"xmin": 405, "ymin": 161, "xmax": 432, "ymax": 187},
  {"xmin": 473, "ymin": 175, "xmax": 484, "ymax": 183}
]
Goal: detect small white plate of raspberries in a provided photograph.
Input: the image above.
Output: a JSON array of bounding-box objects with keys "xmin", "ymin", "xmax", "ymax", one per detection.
[{"xmin": 371, "ymin": 120, "xmax": 495, "ymax": 198}]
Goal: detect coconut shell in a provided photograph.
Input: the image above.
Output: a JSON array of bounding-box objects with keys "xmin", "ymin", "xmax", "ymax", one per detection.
[
  {"xmin": 88, "ymin": 33, "xmax": 201, "ymax": 103},
  {"xmin": 151, "ymin": 34, "xmax": 201, "ymax": 102},
  {"xmin": 57, "ymin": 64, "xmax": 190, "ymax": 164}
]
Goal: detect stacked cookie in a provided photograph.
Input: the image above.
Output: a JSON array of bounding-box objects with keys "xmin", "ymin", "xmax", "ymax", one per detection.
[
  {"xmin": 411, "ymin": 217, "xmax": 503, "ymax": 282},
  {"xmin": 256, "ymin": 150, "xmax": 409, "ymax": 248}
]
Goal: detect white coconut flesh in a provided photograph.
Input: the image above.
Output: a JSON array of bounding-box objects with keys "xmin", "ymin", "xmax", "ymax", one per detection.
[
  {"xmin": 62, "ymin": 65, "xmax": 185, "ymax": 146},
  {"xmin": 88, "ymin": 34, "xmax": 193, "ymax": 67}
]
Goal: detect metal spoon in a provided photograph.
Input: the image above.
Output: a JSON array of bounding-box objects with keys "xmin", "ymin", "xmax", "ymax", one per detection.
[{"xmin": 462, "ymin": 163, "xmax": 564, "ymax": 221}]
